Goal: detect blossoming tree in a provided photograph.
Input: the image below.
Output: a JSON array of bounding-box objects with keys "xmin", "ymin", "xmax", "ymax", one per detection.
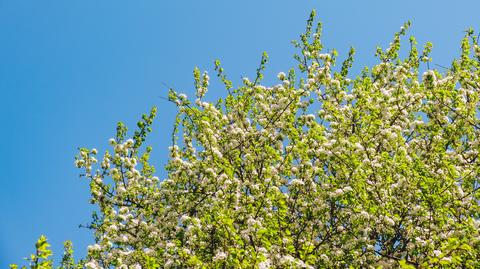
[{"xmin": 12, "ymin": 11, "xmax": 480, "ymax": 268}]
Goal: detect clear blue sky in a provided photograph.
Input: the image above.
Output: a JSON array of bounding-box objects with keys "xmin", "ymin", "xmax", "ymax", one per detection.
[{"xmin": 1, "ymin": 0, "xmax": 479, "ymax": 266}]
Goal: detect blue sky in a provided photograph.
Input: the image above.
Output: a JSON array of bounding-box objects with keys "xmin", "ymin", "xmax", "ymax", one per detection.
[{"xmin": 1, "ymin": 0, "xmax": 479, "ymax": 266}]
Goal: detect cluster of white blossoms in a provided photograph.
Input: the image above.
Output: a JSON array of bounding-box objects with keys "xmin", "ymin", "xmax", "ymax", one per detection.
[{"xmin": 12, "ymin": 11, "xmax": 480, "ymax": 269}]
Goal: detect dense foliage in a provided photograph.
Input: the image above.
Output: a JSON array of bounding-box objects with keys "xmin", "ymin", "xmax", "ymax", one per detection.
[{"xmin": 12, "ymin": 11, "xmax": 480, "ymax": 268}]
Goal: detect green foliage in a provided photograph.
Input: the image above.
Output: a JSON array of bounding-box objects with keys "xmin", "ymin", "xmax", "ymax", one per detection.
[{"xmin": 11, "ymin": 236, "xmax": 82, "ymax": 269}]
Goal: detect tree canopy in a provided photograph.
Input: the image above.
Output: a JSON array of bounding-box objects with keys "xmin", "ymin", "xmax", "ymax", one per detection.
[{"xmin": 12, "ymin": 11, "xmax": 480, "ymax": 268}]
